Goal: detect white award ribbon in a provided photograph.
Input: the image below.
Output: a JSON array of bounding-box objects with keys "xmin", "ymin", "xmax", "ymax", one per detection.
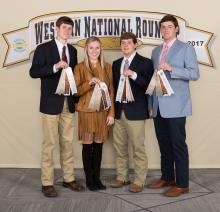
[
  {"xmin": 88, "ymin": 82, "xmax": 111, "ymax": 111},
  {"xmin": 146, "ymin": 72, "xmax": 157, "ymax": 95},
  {"xmin": 157, "ymin": 70, "xmax": 174, "ymax": 96},
  {"xmin": 99, "ymin": 82, "xmax": 111, "ymax": 110},
  {"xmin": 125, "ymin": 77, "xmax": 134, "ymax": 102},
  {"xmin": 116, "ymin": 74, "xmax": 125, "ymax": 102},
  {"xmin": 65, "ymin": 67, "xmax": 77, "ymax": 95},
  {"xmin": 55, "ymin": 69, "xmax": 66, "ymax": 95},
  {"xmin": 55, "ymin": 67, "xmax": 77, "ymax": 95},
  {"xmin": 155, "ymin": 73, "xmax": 163, "ymax": 96},
  {"xmin": 146, "ymin": 69, "xmax": 174, "ymax": 96},
  {"xmin": 88, "ymin": 84, "xmax": 102, "ymax": 111},
  {"xmin": 116, "ymin": 74, "xmax": 134, "ymax": 103}
]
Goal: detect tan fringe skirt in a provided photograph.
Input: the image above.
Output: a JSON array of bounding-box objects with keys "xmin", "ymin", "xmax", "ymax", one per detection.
[{"xmin": 78, "ymin": 111, "xmax": 109, "ymax": 141}]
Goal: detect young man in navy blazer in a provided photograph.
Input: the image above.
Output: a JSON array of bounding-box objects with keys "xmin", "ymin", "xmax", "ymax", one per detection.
[
  {"xmin": 111, "ymin": 32, "xmax": 154, "ymax": 193},
  {"xmin": 30, "ymin": 16, "xmax": 84, "ymax": 197}
]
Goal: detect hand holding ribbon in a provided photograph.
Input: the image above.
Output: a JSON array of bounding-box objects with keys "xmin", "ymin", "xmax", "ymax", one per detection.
[
  {"xmin": 146, "ymin": 69, "xmax": 174, "ymax": 96},
  {"xmin": 88, "ymin": 82, "xmax": 112, "ymax": 111}
]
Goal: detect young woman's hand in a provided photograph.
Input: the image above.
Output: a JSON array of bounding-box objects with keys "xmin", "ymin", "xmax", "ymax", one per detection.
[
  {"xmin": 89, "ymin": 77, "xmax": 101, "ymax": 85},
  {"xmin": 106, "ymin": 116, "xmax": 114, "ymax": 126}
]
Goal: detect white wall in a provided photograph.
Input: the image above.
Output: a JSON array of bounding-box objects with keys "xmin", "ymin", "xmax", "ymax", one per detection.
[{"xmin": 0, "ymin": 0, "xmax": 220, "ymax": 168}]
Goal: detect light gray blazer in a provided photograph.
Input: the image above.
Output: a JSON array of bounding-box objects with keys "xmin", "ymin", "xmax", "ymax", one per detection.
[{"xmin": 149, "ymin": 39, "xmax": 200, "ymax": 118}]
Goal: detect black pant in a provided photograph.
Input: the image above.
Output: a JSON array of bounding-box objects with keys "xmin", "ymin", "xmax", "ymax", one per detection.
[{"xmin": 153, "ymin": 110, "xmax": 189, "ymax": 187}]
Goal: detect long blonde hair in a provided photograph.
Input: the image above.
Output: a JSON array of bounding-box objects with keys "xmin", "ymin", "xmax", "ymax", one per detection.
[
  {"xmin": 84, "ymin": 37, "xmax": 110, "ymax": 85},
  {"xmin": 84, "ymin": 36, "xmax": 105, "ymax": 71}
]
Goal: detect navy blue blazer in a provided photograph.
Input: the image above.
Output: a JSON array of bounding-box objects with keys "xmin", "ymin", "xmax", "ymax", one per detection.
[
  {"xmin": 30, "ymin": 39, "xmax": 78, "ymax": 115},
  {"xmin": 113, "ymin": 53, "xmax": 154, "ymax": 120}
]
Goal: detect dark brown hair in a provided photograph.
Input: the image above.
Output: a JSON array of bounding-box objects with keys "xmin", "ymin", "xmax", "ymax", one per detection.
[
  {"xmin": 56, "ymin": 16, "xmax": 74, "ymax": 28},
  {"xmin": 120, "ymin": 32, "xmax": 137, "ymax": 44},
  {"xmin": 159, "ymin": 14, "xmax": 180, "ymax": 34}
]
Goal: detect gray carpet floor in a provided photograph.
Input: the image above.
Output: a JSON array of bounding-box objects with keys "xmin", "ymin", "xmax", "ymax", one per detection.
[{"xmin": 0, "ymin": 168, "xmax": 220, "ymax": 212}]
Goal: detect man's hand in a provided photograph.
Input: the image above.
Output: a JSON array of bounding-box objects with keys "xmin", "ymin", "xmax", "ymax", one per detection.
[
  {"xmin": 148, "ymin": 106, "xmax": 153, "ymax": 119},
  {"xmin": 55, "ymin": 60, "xmax": 68, "ymax": 70},
  {"xmin": 123, "ymin": 69, "xmax": 134, "ymax": 77},
  {"xmin": 158, "ymin": 63, "xmax": 172, "ymax": 72}
]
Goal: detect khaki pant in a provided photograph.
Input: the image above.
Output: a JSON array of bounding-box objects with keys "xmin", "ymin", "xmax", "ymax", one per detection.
[
  {"xmin": 113, "ymin": 112, "xmax": 147, "ymax": 186},
  {"xmin": 41, "ymin": 98, "xmax": 74, "ymax": 186}
]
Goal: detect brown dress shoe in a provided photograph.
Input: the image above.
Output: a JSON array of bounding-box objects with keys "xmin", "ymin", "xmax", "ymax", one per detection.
[
  {"xmin": 164, "ymin": 186, "xmax": 189, "ymax": 197},
  {"xmin": 42, "ymin": 185, "xmax": 57, "ymax": 197},
  {"xmin": 147, "ymin": 180, "xmax": 175, "ymax": 189},
  {"xmin": 63, "ymin": 180, "xmax": 85, "ymax": 191},
  {"xmin": 129, "ymin": 183, "xmax": 143, "ymax": 193},
  {"xmin": 110, "ymin": 180, "xmax": 131, "ymax": 188}
]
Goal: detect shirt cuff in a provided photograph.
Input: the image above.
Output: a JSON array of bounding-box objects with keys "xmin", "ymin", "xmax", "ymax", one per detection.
[
  {"xmin": 129, "ymin": 72, "xmax": 137, "ymax": 80},
  {"xmin": 53, "ymin": 65, "xmax": 59, "ymax": 73}
]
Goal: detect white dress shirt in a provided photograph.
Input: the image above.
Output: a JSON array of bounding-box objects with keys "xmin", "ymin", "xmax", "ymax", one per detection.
[
  {"xmin": 120, "ymin": 51, "xmax": 137, "ymax": 80},
  {"xmin": 53, "ymin": 38, "xmax": 70, "ymax": 73}
]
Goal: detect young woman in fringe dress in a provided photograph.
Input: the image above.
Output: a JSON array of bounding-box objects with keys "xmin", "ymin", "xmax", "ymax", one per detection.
[{"xmin": 74, "ymin": 37, "xmax": 115, "ymax": 190}]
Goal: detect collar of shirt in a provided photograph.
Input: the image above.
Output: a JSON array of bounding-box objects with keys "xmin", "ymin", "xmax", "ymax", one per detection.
[
  {"xmin": 159, "ymin": 38, "xmax": 176, "ymax": 64},
  {"xmin": 120, "ymin": 51, "xmax": 136, "ymax": 74},
  {"xmin": 163, "ymin": 38, "xmax": 176, "ymax": 51},
  {"xmin": 123, "ymin": 51, "xmax": 136, "ymax": 65},
  {"xmin": 55, "ymin": 38, "xmax": 70, "ymax": 64}
]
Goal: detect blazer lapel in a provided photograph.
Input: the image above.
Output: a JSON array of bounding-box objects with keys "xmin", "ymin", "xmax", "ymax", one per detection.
[
  {"xmin": 116, "ymin": 58, "xmax": 123, "ymax": 80},
  {"xmin": 51, "ymin": 39, "xmax": 61, "ymax": 63},
  {"xmin": 155, "ymin": 45, "xmax": 163, "ymax": 70},
  {"xmin": 67, "ymin": 44, "xmax": 74, "ymax": 67},
  {"xmin": 129, "ymin": 53, "xmax": 140, "ymax": 71},
  {"xmin": 166, "ymin": 39, "xmax": 182, "ymax": 63}
]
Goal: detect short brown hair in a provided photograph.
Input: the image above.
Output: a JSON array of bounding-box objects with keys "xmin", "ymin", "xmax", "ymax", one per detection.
[
  {"xmin": 120, "ymin": 32, "xmax": 137, "ymax": 44},
  {"xmin": 56, "ymin": 16, "xmax": 74, "ymax": 27},
  {"xmin": 159, "ymin": 14, "xmax": 180, "ymax": 34}
]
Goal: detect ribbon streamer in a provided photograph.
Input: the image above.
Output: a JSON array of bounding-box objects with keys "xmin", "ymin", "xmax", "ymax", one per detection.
[
  {"xmin": 116, "ymin": 74, "xmax": 135, "ymax": 103},
  {"xmin": 88, "ymin": 82, "xmax": 111, "ymax": 111},
  {"xmin": 146, "ymin": 69, "xmax": 174, "ymax": 96},
  {"xmin": 55, "ymin": 67, "xmax": 77, "ymax": 96}
]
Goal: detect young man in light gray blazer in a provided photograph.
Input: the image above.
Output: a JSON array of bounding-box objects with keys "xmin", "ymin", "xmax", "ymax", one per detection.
[{"xmin": 147, "ymin": 14, "xmax": 199, "ymax": 197}]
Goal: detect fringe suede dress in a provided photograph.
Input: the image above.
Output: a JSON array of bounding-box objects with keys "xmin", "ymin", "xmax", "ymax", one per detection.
[{"xmin": 74, "ymin": 62, "xmax": 115, "ymax": 141}]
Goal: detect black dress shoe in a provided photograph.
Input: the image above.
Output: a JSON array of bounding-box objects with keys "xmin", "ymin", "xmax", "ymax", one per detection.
[
  {"xmin": 86, "ymin": 182, "xmax": 98, "ymax": 191},
  {"xmin": 63, "ymin": 180, "xmax": 85, "ymax": 191},
  {"xmin": 42, "ymin": 185, "xmax": 57, "ymax": 197},
  {"xmin": 94, "ymin": 178, "xmax": 106, "ymax": 190}
]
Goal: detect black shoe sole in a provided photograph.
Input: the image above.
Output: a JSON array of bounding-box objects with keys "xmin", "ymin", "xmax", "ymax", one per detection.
[
  {"xmin": 42, "ymin": 191, "xmax": 58, "ymax": 198},
  {"xmin": 87, "ymin": 187, "xmax": 98, "ymax": 191}
]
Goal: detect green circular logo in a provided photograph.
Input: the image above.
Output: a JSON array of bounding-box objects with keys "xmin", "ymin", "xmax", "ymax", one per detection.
[{"xmin": 13, "ymin": 39, "xmax": 27, "ymax": 52}]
